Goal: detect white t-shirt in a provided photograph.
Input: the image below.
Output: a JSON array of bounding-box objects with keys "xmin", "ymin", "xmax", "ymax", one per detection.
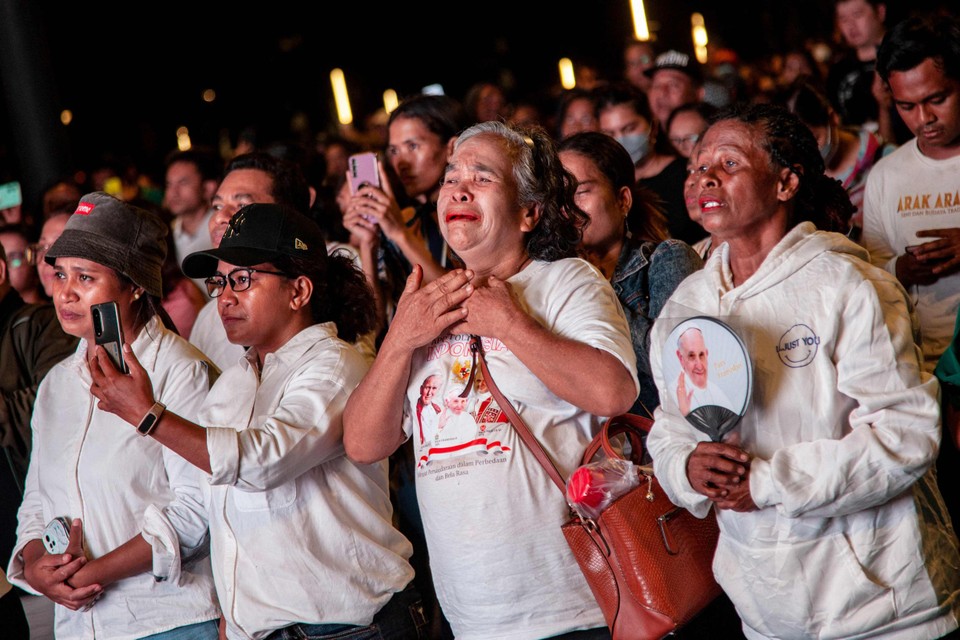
[
  {"xmin": 862, "ymin": 139, "xmax": 960, "ymax": 371},
  {"xmin": 401, "ymin": 258, "xmax": 639, "ymax": 640},
  {"xmin": 172, "ymin": 211, "xmax": 215, "ymax": 298}
]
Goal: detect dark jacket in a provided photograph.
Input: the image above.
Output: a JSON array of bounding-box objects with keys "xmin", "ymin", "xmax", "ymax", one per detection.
[
  {"xmin": 0, "ymin": 290, "xmax": 78, "ymax": 489},
  {"xmin": 612, "ymin": 236, "xmax": 702, "ymax": 415}
]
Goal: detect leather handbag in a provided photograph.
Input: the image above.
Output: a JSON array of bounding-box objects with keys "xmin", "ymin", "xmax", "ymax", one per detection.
[{"xmin": 471, "ymin": 336, "xmax": 722, "ymax": 640}]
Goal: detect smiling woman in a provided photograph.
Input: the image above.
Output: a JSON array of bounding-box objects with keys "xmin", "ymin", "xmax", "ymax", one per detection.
[{"xmin": 647, "ymin": 103, "xmax": 960, "ymax": 639}]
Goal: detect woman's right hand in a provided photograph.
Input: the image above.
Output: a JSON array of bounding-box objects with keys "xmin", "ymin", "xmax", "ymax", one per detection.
[{"xmin": 385, "ymin": 265, "xmax": 474, "ymax": 351}]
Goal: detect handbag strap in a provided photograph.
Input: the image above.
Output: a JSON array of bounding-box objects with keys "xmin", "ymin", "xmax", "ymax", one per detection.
[{"xmin": 471, "ymin": 336, "xmax": 567, "ymax": 494}]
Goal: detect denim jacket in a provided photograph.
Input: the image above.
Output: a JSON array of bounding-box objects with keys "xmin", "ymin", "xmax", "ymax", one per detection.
[{"xmin": 612, "ymin": 235, "xmax": 702, "ymax": 414}]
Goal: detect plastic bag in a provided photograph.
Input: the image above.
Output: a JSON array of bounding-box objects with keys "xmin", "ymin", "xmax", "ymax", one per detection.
[{"xmin": 566, "ymin": 456, "xmax": 640, "ymax": 520}]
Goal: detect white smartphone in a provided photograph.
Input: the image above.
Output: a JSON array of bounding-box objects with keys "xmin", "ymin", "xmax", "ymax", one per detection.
[{"xmin": 43, "ymin": 517, "xmax": 71, "ymax": 554}]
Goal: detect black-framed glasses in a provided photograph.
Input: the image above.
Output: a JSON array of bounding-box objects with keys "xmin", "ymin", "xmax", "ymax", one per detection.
[
  {"xmin": 669, "ymin": 133, "xmax": 702, "ymax": 150},
  {"xmin": 204, "ymin": 267, "xmax": 291, "ymax": 298}
]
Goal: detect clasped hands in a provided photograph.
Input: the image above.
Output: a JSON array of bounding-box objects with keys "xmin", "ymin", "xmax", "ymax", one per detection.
[
  {"xmin": 388, "ymin": 266, "xmax": 522, "ymax": 351},
  {"xmin": 23, "ymin": 519, "xmax": 102, "ymax": 611},
  {"xmin": 686, "ymin": 439, "xmax": 757, "ymax": 512}
]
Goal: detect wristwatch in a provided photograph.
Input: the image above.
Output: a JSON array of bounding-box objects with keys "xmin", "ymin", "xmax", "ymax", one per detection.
[{"xmin": 137, "ymin": 401, "xmax": 166, "ymax": 436}]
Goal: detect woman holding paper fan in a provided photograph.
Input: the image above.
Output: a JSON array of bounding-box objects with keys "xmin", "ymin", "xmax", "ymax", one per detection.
[
  {"xmin": 343, "ymin": 121, "xmax": 639, "ymax": 639},
  {"xmin": 647, "ymin": 103, "xmax": 960, "ymax": 639}
]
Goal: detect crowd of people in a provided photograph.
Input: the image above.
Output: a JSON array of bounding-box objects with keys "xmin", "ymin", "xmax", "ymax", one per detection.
[{"xmin": 1, "ymin": 2, "xmax": 959, "ymax": 639}]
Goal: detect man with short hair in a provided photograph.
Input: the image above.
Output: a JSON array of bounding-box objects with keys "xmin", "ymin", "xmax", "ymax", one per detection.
[
  {"xmin": 189, "ymin": 152, "xmax": 311, "ymax": 371},
  {"xmin": 645, "ymin": 50, "xmax": 704, "ymax": 127},
  {"xmin": 863, "ymin": 15, "xmax": 960, "ymax": 374},
  {"xmin": 163, "ymin": 148, "xmax": 221, "ymax": 296},
  {"xmin": 864, "ymin": 14, "xmax": 960, "ymax": 526},
  {"xmin": 826, "ymin": 0, "xmax": 900, "ymax": 139},
  {"xmin": 674, "ymin": 326, "xmax": 732, "ymax": 417}
]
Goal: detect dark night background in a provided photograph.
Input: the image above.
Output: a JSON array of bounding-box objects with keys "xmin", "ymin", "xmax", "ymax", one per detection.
[{"xmin": 0, "ymin": 0, "xmax": 952, "ymax": 209}]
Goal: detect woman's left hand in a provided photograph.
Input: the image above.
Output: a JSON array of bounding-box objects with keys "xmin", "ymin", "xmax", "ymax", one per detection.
[
  {"xmin": 448, "ymin": 276, "xmax": 524, "ymax": 338},
  {"xmin": 89, "ymin": 344, "xmax": 155, "ymax": 427}
]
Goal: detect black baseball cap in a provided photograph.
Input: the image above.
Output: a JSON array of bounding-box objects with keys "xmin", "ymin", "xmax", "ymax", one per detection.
[
  {"xmin": 181, "ymin": 203, "xmax": 325, "ymax": 277},
  {"xmin": 644, "ymin": 50, "xmax": 704, "ymax": 83}
]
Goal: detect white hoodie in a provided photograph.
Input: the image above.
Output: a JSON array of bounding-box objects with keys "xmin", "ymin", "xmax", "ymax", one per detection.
[{"xmin": 649, "ymin": 223, "xmax": 960, "ymax": 640}]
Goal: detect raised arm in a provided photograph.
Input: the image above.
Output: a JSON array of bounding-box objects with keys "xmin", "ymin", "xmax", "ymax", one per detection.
[{"xmin": 343, "ymin": 266, "xmax": 475, "ymax": 463}]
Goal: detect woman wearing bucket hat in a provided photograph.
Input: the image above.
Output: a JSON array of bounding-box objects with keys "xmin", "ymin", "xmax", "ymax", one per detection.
[
  {"xmin": 89, "ymin": 203, "xmax": 424, "ymax": 640},
  {"xmin": 6, "ymin": 192, "xmax": 221, "ymax": 639}
]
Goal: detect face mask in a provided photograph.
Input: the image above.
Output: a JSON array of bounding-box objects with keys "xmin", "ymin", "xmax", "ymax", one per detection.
[{"xmin": 616, "ymin": 132, "xmax": 650, "ymax": 165}]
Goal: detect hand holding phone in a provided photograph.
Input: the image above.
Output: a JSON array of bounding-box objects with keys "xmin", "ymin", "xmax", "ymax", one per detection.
[
  {"xmin": 42, "ymin": 517, "xmax": 72, "ymax": 554},
  {"xmin": 92, "ymin": 301, "xmax": 129, "ymax": 374},
  {"xmin": 347, "ymin": 152, "xmax": 382, "ymax": 195}
]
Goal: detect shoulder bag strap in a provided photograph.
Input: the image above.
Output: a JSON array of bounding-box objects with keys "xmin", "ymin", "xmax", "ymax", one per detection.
[{"xmin": 470, "ymin": 335, "xmax": 567, "ymax": 494}]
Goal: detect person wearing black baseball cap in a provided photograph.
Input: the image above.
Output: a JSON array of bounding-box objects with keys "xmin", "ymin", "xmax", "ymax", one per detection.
[
  {"xmin": 646, "ymin": 50, "xmax": 705, "ymax": 129},
  {"xmin": 89, "ymin": 203, "xmax": 424, "ymax": 639},
  {"xmin": 8, "ymin": 192, "xmax": 220, "ymax": 638}
]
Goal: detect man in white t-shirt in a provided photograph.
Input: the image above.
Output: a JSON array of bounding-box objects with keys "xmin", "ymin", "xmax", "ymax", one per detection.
[
  {"xmin": 862, "ymin": 15, "xmax": 960, "ymax": 373},
  {"xmin": 163, "ymin": 148, "xmax": 220, "ymax": 297},
  {"xmin": 675, "ymin": 325, "xmax": 733, "ymax": 416}
]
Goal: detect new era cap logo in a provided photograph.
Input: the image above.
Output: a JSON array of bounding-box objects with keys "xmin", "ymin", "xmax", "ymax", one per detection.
[
  {"xmin": 295, "ymin": 238, "xmax": 308, "ymax": 250},
  {"xmin": 75, "ymin": 203, "xmax": 95, "ymax": 215}
]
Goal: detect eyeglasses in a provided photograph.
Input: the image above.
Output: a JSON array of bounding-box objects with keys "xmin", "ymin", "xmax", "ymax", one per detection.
[
  {"xmin": 669, "ymin": 133, "xmax": 702, "ymax": 150},
  {"xmin": 6, "ymin": 251, "xmax": 25, "ymax": 269},
  {"xmin": 204, "ymin": 267, "xmax": 291, "ymax": 298},
  {"xmin": 25, "ymin": 243, "xmax": 50, "ymax": 266}
]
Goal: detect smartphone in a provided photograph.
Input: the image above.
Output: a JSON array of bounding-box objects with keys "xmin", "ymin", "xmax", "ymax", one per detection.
[
  {"xmin": 91, "ymin": 301, "xmax": 129, "ymax": 374},
  {"xmin": 0, "ymin": 181, "xmax": 22, "ymax": 210},
  {"xmin": 347, "ymin": 152, "xmax": 381, "ymax": 195},
  {"xmin": 43, "ymin": 517, "xmax": 71, "ymax": 554}
]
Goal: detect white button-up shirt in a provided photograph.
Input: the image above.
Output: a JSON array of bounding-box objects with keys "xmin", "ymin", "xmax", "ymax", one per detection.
[
  {"xmin": 8, "ymin": 316, "xmax": 220, "ymax": 640},
  {"xmin": 190, "ymin": 322, "xmax": 413, "ymax": 640}
]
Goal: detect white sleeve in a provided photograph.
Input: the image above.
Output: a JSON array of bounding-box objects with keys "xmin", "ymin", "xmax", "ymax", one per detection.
[
  {"xmin": 141, "ymin": 357, "xmax": 214, "ymax": 583},
  {"xmin": 749, "ymin": 278, "xmax": 940, "ymax": 517},
  {"xmin": 861, "ymin": 169, "xmax": 899, "ymax": 275}
]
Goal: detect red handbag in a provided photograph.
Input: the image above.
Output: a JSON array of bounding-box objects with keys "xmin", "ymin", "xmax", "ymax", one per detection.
[{"xmin": 473, "ymin": 337, "xmax": 722, "ymax": 640}]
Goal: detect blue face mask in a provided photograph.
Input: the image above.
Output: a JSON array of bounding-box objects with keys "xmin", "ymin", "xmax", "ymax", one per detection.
[{"xmin": 616, "ymin": 132, "xmax": 650, "ymax": 165}]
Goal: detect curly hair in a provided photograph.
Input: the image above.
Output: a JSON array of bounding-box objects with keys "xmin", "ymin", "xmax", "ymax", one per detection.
[
  {"xmin": 452, "ymin": 121, "xmax": 587, "ymax": 261},
  {"xmin": 273, "ymin": 250, "xmax": 376, "ymax": 344},
  {"xmin": 711, "ymin": 103, "xmax": 854, "ymax": 233}
]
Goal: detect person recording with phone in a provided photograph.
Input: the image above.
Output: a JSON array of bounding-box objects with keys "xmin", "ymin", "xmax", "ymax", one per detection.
[
  {"xmin": 6, "ymin": 192, "xmax": 221, "ymax": 639},
  {"xmin": 88, "ymin": 203, "xmax": 424, "ymax": 639},
  {"xmin": 342, "ymin": 94, "xmax": 466, "ymax": 324}
]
